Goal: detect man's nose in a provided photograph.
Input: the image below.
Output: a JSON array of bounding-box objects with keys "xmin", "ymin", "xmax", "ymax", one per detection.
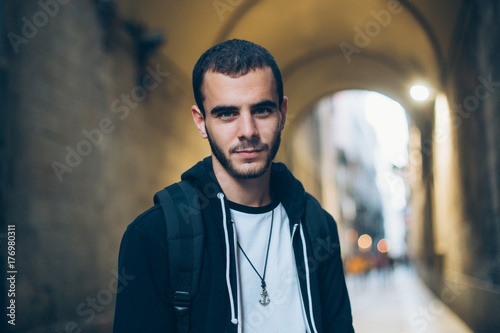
[{"xmin": 237, "ymin": 112, "xmax": 258, "ymax": 139}]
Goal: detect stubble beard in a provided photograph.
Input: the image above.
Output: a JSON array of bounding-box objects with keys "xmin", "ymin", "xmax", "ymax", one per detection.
[{"xmin": 206, "ymin": 126, "xmax": 281, "ymax": 180}]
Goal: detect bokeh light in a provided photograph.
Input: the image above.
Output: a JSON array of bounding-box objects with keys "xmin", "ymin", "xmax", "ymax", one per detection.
[
  {"xmin": 358, "ymin": 234, "xmax": 373, "ymax": 251},
  {"xmin": 377, "ymin": 239, "xmax": 390, "ymax": 253}
]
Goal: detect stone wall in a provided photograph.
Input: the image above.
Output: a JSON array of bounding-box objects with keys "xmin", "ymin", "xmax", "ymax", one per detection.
[
  {"xmin": 1, "ymin": 1, "xmax": 207, "ymax": 331},
  {"xmin": 424, "ymin": 0, "xmax": 500, "ymax": 331}
]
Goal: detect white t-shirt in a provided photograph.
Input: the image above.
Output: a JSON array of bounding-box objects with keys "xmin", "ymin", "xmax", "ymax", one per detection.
[{"xmin": 230, "ymin": 201, "xmax": 308, "ymax": 333}]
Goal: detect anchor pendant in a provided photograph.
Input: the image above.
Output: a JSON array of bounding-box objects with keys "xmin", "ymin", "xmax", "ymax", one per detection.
[{"xmin": 259, "ymin": 287, "xmax": 270, "ymax": 306}]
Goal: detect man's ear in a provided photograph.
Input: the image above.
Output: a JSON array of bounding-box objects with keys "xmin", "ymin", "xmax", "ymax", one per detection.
[
  {"xmin": 279, "ymin": 96, "xmax": 288, "ymax": 131},
  {"xmin": 192, "ymin": 105, "xmax": 208, "ymax": 139}
]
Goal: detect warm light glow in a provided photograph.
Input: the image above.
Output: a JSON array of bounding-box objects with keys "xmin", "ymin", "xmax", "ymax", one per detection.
[
  {"xmin": 410, "ymin": 85, "xmax": 430, "ymax": 101},
  {"xmin": 358, "ymin": 234, "xmax": 373, "ymax": 251},
  {"xmin": 377, "ymin": 239, "xmax": 390, "ymax": 253}
]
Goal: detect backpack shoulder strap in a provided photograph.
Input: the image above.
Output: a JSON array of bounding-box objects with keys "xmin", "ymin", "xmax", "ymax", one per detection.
[{"xmin": 153, "ymin": 180, "xmax": 204, "ymax": 333}]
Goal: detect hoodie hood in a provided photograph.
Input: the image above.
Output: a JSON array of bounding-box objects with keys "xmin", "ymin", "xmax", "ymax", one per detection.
[
  {"xmin": 181, "ymin": 156, "xmax": 220, "ymax": 191},
  {"xmin": 180, "ymin": 156, "xmax": 307, "ymax": 222}
]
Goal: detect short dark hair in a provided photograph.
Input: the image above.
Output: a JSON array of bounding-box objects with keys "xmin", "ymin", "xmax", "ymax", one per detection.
[{"xmin": 192, "ymin": 39, "xmax": 283, "ymax": 116}]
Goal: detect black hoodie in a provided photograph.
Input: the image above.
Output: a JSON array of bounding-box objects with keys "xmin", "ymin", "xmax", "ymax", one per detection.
[{"xmin": 113, "ymin": 157, "xmax": 354, "ymax": 332}]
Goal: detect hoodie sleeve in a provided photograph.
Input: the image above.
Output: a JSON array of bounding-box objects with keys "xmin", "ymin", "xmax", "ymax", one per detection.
[
  {"xmin": 113, "ymin": 207, "xmax": 176, "ymax": 333},
  {"xmin": 320, "ymin": 211, "xmax": 355, "ymax": 332}
]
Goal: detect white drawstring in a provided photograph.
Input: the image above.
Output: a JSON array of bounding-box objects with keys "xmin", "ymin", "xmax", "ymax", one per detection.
[
  {"xmin": 300, "ymin": 223, "xmax": 319, "ymax": 333},
  {"xmin": 232, "ymin": 224, "xmax": 243, "ymax": 333},
  {"xmin": 217, "ymin": 192, "xmax": 239, "ymax": 326},
  {"xmin": 291, "ymin": 223, "xmax": 299, "ymax": 239},
  {"xmin": 292, "ymin": 224, "xmax": 311, "ymax": 333}
]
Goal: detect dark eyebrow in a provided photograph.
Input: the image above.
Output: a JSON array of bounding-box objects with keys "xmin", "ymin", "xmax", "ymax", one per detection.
[
  {"xmin": 251, "ymin": 100, "xmax": 278, "ymax": 110},
  {"xmin": 209, "ymin": 100, "xmax": 278, "ymax": 116},
  {"xmin": 209, "ymin": 105, "xmax": 238, "ymax": 116}
]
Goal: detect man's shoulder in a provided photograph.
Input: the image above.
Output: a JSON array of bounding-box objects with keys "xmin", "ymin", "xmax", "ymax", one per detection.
[
  {"xmin": 304, "ymin": 192, "xmax": 328, "ymax": 216},
  {"xmin": 303, "ymin": 192, "xmax": 339, "ymax": 237},
  {"xmin": 304, "ymin": 192, "xmax": 320, "ymax": 204},
  {"xmin": 124, "ymin": 179, "xmax": 205, "ymax": 243},
  {"xmin": 125, "ymin": 204, "xmax": 166, "ymax": 242}
]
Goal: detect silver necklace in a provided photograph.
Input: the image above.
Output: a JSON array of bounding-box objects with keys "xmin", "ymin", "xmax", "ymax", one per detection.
[{"xmin": 234, "ymin": 209, "xmax": 274, "ymax": 306}]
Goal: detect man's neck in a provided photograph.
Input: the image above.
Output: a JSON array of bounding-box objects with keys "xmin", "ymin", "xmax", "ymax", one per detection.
[{"xmin": 212, "ymin": 157, "xmax": 272, "ymax": 207}]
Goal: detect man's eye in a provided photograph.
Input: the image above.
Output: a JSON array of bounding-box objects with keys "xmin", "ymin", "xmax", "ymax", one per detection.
[
  {"xmin": 254, "ymin": 108, "xmax": 272, "ymax": 116},
  {"xmin": 218, "ymin": 111, "xmax": 236, "ymax": 119}
]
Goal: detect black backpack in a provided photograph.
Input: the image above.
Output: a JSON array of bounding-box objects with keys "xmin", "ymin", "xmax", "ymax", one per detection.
[{"xmin": 153, "ymin": 180, "xmax": 204, "ymax": 333}]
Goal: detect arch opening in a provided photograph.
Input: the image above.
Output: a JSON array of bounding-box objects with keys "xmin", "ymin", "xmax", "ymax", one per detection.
[{"xmin": 287, "ymin": 90, "xmax": 413, "ymax": 262}]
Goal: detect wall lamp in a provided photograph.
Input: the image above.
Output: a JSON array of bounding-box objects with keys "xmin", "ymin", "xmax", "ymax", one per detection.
[{"xmin": 410, "ymin": 84, "xmax": 431, "ymax": 101}]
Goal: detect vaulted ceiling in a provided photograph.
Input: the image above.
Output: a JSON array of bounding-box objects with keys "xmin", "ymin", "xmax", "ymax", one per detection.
[{"xmin": 117, "ymin": 0, "xmax": 463, "ymax": 124}]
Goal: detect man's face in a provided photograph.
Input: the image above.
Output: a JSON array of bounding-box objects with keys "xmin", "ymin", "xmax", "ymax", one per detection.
[{"xmin": 192, "ymin": 67, "xmax": 287, "ymax": 179}]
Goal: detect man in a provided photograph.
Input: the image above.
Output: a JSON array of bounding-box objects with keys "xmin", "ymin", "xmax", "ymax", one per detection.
[{"xmin": 113, "ymin": 39, "xmax": 354, "ymax": 332}]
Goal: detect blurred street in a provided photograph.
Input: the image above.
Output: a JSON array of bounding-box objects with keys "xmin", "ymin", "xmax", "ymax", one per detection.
[{"xmin": 347, "ymin": 265, "xmax": 473, "ymax": 333}]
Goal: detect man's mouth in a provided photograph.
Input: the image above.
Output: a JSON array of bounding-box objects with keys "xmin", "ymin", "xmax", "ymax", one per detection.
[{"xmin": 234, "ymin": 149, "xmax": 263, "ymax": 158}]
